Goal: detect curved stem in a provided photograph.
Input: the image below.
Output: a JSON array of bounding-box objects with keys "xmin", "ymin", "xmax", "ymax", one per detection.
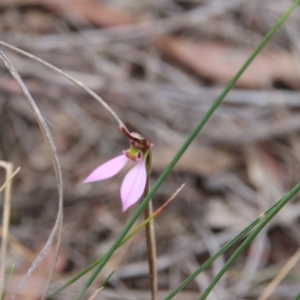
[{"xmin": 0, "ymin": 41, "xmax": 127, "ymax": 130}]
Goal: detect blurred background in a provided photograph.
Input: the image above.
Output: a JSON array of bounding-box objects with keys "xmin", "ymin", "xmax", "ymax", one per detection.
[{"xmin": 1, "ymin": 0, "xmax": 300, "ymax": 299}]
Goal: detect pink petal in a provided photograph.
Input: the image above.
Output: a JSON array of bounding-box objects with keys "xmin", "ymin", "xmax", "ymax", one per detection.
[
  {"xmin": 84, "ymin": 155, "xmax": 128, "ymax": 183},
  {"xmin": 121, "ymin": 160, "xmax": 147, "ymax": 211}
]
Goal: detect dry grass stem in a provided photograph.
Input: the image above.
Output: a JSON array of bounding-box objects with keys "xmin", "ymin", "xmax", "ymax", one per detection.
[
  {"xmin": 87, "ymin": 288, "xmax": 103, "ymax": 300},
  {"xmin": 0, "ymin": 167, "xmax": 20, "ymax": 195},
  {"xmin": 0, "ymin": 161, "xmax": 13, "ymax": 295},
  {"xmin": 258, "ymin": 248, "xmax": 300, "ymax": 300},
  {"xmin": 0, "ymin": 51, "xmax": 63, "ymax": 300}
]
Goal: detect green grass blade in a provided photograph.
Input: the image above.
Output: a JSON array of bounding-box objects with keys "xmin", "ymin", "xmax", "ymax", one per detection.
[
  {"xmin": 200, "ymin": 179, "xmax": 300, "ymax": 300},
  {"xmin": 164, "ymin": 201, "xmax": 283, "ymax": 299},
  {"xmin": 48, "ymin": 193, "xmax": 177, "ymax": 298},
  {"xmin": 1, "ymin": 265, "xmax": 14, "ymax": 300},
  {"xmin": 76, "ymin": 1, "xmax": 299, "ymax": 298},
  {"xmin": 47, "ymin": 259, "xmax": 102, "ymax": 299},
  {"xmin": 50, "ymin": 197, "xmax": 275, "ymax": 299},
  {"xmin": 99, "ymin": 270, "xmax": 115, "ymax": 288},
  {"xmin": 48, "ymin": 223, "xmax": 150, "ymax": 298}
]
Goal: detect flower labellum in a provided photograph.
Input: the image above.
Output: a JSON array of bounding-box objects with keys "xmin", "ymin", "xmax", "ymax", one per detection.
[
  {"xmin": 84, "ymin": 142, "xmax": 150, "ymax": 211},
  {"xmin": 120, "ymin": 159, "xmax": 147, "ymax": 211}
]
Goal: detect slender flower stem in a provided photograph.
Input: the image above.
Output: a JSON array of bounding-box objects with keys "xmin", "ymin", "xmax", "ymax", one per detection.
[
  {"xmin": 48, "ymin": 185, "xmax": 184, "ymax": 300},
  {"xmin": 144, "ymin": 151, "xmax": 158, "ymax": 300},
  {"xmin": 76, "ymin": 1, "xmax": 298, "ymax": 298}
]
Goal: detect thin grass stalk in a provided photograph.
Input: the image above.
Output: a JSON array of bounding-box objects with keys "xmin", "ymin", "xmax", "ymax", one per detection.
[
  {"xmin": 163, "ymin": 1, "xmax": 300, "ymax": 297},
  {"xmin": 75, "ymin": 1, "xmax": 294, "ymax": 297},
  {"xmin": 48, "ymin": 184, "xmax": 184, "ymax": 299},
  {"xmin": 52, "ymin": 193, "xmax": 274, "ymax": 299},
  {"xmin": 199, "ymin": 179, "xmax": 300, "ymax": 300},
  {"xmin": 0, "ymin": 265, "xmax": 14, "ymax": 300},
  {"xmin": 86, "ymin": 288, "xmax": 102, "ymax": 300},
  {"xmin": 99, "ymin": 271, "xmax": 115, "ymax": 289},
  {"xmin": 165, "ymin": 197, "xmax": 300, "ymax": 299},
  {"xmin": 0, "ymin": 52, "xmax": 64, "ymax": 300},
  {"xmin": 0, "ymin": 161, "xmax": 13, "ymax": 295},
  {"xmin": 0, "ymin": 167, "xmax": 20, "ymax": 195},
  {"xmin": 164, "ymin": 212, "xmax": 265, "ymax": 299},
  {"xmin": 258, "ymin": 248, "xmax": 300, "ymax": 300}
]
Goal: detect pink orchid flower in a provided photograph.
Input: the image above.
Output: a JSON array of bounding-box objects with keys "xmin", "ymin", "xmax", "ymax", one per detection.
[{"xmin": 84, "ymin": 150, "xmax": 147, "ymax": 211}]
